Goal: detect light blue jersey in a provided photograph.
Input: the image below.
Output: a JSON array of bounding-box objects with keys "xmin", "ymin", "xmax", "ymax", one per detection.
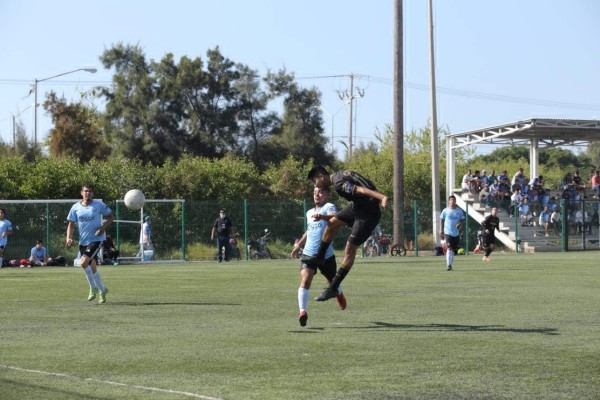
[
  {"xmin": 67, "ymin": 200, "xmax": 112, "ymax": 246},
  {"xmin": 303, "ymin": 203, "xmax": 336, "ymax": 259},
  {"xmin": 0, "ymin": 219, "xmax": 12, "ymax": 247},
  {"xmin": 30, "ymin": 246, "xmax": 47, "ymax": 260},
  {"xmin": 440, "ymin": 206, "xmax": 465, "ymax": 237}
]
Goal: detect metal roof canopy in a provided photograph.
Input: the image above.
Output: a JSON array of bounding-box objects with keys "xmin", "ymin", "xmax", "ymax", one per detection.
[{"xmin": 445, "ymin": 118, "xmax": 600, "ymax": 198}]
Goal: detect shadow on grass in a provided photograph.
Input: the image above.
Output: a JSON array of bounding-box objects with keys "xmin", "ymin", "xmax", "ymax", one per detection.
[
  {"xmin": 348, "ymin": 322, "xmax": 559, "ymax": 336},
  {"xmin": 111, "ymin": 301, "xmax": 241, "ymax": 306},
  {"xmin": 0, "ymin": 378, "xmax": 111, "ymax": 400},
  {"xmin": 289, "ymin": 327, "xmax": 326, "ymax": 333}
]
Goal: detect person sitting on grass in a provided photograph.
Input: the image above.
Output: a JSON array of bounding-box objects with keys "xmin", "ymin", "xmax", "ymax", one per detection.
[
  {"xmin": 103, "ymin": 234, "xmax": 120, "ymax": 265},
  {"xmin": 28, "ymin": 239, "xmax": 48, "ymax": 267}
]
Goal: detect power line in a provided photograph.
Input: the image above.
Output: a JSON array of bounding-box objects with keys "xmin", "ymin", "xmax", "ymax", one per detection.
[{"xmin": 298, "ymin": 74, "xmax": 600, "ymax": 111}]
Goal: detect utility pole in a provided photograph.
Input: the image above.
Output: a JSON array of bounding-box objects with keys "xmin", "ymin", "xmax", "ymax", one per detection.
[
  {"xmin": 428, "ymin": 0, "xmax": 441, "ymax": 247},
  {"xmin": 393, "ymin": 0, "xmax": 405, "ymax": 248},
  {"xmin": 337, "ymin": 73, "xmax": 364, "ymax": 161}
]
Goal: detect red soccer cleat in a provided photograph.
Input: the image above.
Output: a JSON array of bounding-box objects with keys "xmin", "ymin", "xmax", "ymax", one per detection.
[{"xmin": 336, "ymin": 293, "xmax": 347, "ymax": 310}]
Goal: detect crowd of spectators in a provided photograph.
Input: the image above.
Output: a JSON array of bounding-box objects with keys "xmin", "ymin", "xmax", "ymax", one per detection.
[{"xmin": 462, "ymin": 167, "xmax": 600, "ymax": 237}]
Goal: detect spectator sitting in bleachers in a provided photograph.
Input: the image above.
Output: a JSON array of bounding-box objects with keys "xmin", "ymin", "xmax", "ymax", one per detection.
[
  {"xmin": 561, "ymin": 172, "xmax": 574, "ymax": 191},
  {"xmin": 487, "ymin": 169, "xmax": 497, "ymax": 186},
  {"xmin": 479, "ymin": 184, "xmax": 490, "ymax": 205},
  {"xmin": 497, "ymin": 170, "xmax": 509, "ymax": 183},
  {"xmin": 472, "ymin": 170, "xmax": 483, "ymax": 194},
  {"xmin": 510, "ymin": 188, "xmax": 523, "ymax": 218},
  {"xmin": 519, "ymin": 197, "xmax": 534, "ymax": 226},
  {"xmin": 480, "ymin": 170, "xmax": 490, "ymax": 187},
  {"xmin": 531, "ymin": 175, "xmax": 544, "ymax": 192},
  {"xmin": 539, "ymin": 206, "xmax": 551, "ymax": 237},
  {"xmin": 572, "ymin": 170, "xmax": 586, "ymax": 196},
  {"xmin": 488, "ymin": 179, "xmax": 502, "ymax": 207}
]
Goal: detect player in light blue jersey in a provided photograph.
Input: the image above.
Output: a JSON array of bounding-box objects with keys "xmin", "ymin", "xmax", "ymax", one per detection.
[
  {"xmin": 66, "ymin": 183, "xmax": 114, "ymax": 303},
  {"xmin": 439, "ymin": 195, "xmax": 465, "ymax": 271},
  {"xmin": 0, "ymin": 208, "xmax": 13, "ymax": 269},
  {"xmin": 291, "ymin": 187, "xmax": 346, "ymax": 327}
]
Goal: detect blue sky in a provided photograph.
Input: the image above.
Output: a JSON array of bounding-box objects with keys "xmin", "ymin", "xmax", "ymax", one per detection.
[{"xmin": 1, "ymin": 0, "xmax": 599, "ymax": 158}]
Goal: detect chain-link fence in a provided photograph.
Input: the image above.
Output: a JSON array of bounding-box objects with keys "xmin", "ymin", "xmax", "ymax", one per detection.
[{"xmin": 1, "ymin": 197, "xmax": 598, "ymax": 265}]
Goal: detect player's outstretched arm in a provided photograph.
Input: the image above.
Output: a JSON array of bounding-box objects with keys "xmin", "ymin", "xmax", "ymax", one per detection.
[{"xmin": 354, "ymin": 186, "xmax": 388, "ymax": 208}]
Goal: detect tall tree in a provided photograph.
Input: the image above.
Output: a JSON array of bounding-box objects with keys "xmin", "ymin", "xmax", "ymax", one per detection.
[
  {"xmin": 99, "ymin": 43, "xmax": 160, "ymax": 163},
  {"xmin": 234, "ymin": 65, "xmax": 280, "ymax": 171},
  {"xmin": 45, "ymin": 92, "xmax": 108, "ymax": 162},
  {"xmin": 265, "ymin": 69, "xmax": 333, "ymax": 166},
  {"xmin": 179, "ymin": 48, "xmax": 242, "ymax": 158}
]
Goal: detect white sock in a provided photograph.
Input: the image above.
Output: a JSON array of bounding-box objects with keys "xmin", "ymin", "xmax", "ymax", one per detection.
[
  {"xmin": 93, "ymin": 271, "xmax": 106, "ymax": 293},
  {"xmin": 298, "ymin": 287, "xmax": 309, "ymax": 312},
  {"xmin": 0, "ymin": 257, "xmax": 3, "ymax": 269},
  {"xmin": 448, "ymin": 251, "xmax": 454, "ymax": 266},
  {"xmin": 83, "ymin": 266, "xmax": 97, "ymax": 289}
]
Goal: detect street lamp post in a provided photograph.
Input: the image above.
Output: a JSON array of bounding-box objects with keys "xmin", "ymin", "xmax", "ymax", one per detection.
[
  {"xmin": 33, "ymin": 67, "xmax": 97, "ymax": 149},
  {"xmin": 321, "ymin": 105, "xmax": 344, "ymax": 155}
]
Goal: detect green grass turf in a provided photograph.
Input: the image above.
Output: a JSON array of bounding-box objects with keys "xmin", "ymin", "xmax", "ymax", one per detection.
[{"xmin": 1, "ymin": 253, "xmax": 599, "ymax": 399}]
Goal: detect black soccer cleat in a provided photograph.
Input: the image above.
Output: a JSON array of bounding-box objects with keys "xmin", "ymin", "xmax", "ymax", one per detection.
[
  {"xmin": 298, "ymin": 310, "xmax": 308, "ymax": 327},
  {"xmin": 315, "ymin": 287, "xmax": 340, "ymax": 302}
]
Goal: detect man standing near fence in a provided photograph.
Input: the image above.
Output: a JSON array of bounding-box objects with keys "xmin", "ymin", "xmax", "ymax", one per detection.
[
  {"xmin": 211, "ymin": 208, "xmax": 234, "ymax": 262},
  {"xmin": 0, "ymin": 208, "xmax": 13, "ymax": 269},
  {"xmin": 66, "ymin": 184, "xmax": 114, "ymax": 303},
  {"xmin": 304, "ymin": 165, "xmax": 388, "ymax": 303}
]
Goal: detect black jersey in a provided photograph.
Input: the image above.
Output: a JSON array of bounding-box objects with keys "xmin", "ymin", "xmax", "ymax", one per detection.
[
  {"xmin": 481, "ymin": 215, "xmax": 500, "ymax": 235},
  {"xmin": 331, "ymin": 170, "xmax": 379, "ymax": 208}
]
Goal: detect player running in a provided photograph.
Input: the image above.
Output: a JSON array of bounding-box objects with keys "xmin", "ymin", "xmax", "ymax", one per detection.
[
  {"xmin": 480, "ymin": 207, "xmax": 500, "ymax": 261},
  {"xmin": 66, "ymin": 184, "xmax": 114, "ymax": 303},
  {"xmin": 439, "ymin": 195, "xmax": 465, "ymax": 271},
  {"xmin": 291, "ymin": 186, "xmax": 346, "ymax": 327}
]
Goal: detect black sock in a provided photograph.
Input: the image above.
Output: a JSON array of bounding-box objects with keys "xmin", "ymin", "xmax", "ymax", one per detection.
[
  {"xmin": 330, "ymin": 267, "xmax": 350, "ymax": 290},
  {"xmin": 316, "ymin": 240, "xmax": 331, "ymax": 259},
  {"xmin": 485, "ymin": 248, "xmax": 492, "ymax": 257}
]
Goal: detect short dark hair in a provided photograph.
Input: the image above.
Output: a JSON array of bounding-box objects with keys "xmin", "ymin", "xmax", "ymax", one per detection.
[
  {"xmin": 448, "ymin": 195, "xmax": 456, "ymax": 201},
  {"xmin": 307, "ymin": 165, "xmax": 329, "ymax": 181},
  {"xmin": 36, "ymin": 239, "xmax": 43, "ymax": 244},
  {"xmin": 81, "ymin": 183, "xmax": 94, "ymax": 191}
]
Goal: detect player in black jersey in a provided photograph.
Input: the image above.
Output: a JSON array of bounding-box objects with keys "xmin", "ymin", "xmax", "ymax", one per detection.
[
  {"xmin": 480, "ymin": 207, "xmax": 500, "ymax": 261},
  {"xmin": 305, "ymin": 165, "xmax": 388, "ymax": 302}
]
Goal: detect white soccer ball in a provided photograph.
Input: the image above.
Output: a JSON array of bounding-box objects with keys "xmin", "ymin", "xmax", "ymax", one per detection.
[{"xmin": 124, "ymin": 189, "xmax": 145, "ymax": 210}]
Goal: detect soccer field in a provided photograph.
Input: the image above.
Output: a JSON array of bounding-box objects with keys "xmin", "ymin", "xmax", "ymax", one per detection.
[{"xmin": 1, "ymin": 253, "xmax": 599, "ymax": 400}]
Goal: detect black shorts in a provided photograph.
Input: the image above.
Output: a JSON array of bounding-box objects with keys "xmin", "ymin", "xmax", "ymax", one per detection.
[
  {"xmin": 301, "ymin": 255, "xmax": 337, "ymax": 281},
  {"xmin": 444, "ymin": 234, "xmax": 460, "ymax": 252},
  {"xmin": 79, "ymin": 242, "xmax": 102, "ymax": 262},
  {"xmin": 482, "ymin": 234, "xmax": 495, "ymax": 248},
  {"xmin": 335, "ymin": 202, "xmax": 381, "ymax": 246}
]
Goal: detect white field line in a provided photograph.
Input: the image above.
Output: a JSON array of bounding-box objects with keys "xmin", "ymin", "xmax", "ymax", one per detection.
[{"xmin": 0, "ymin": 364, "xmax": 222, "ymax": 400}]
